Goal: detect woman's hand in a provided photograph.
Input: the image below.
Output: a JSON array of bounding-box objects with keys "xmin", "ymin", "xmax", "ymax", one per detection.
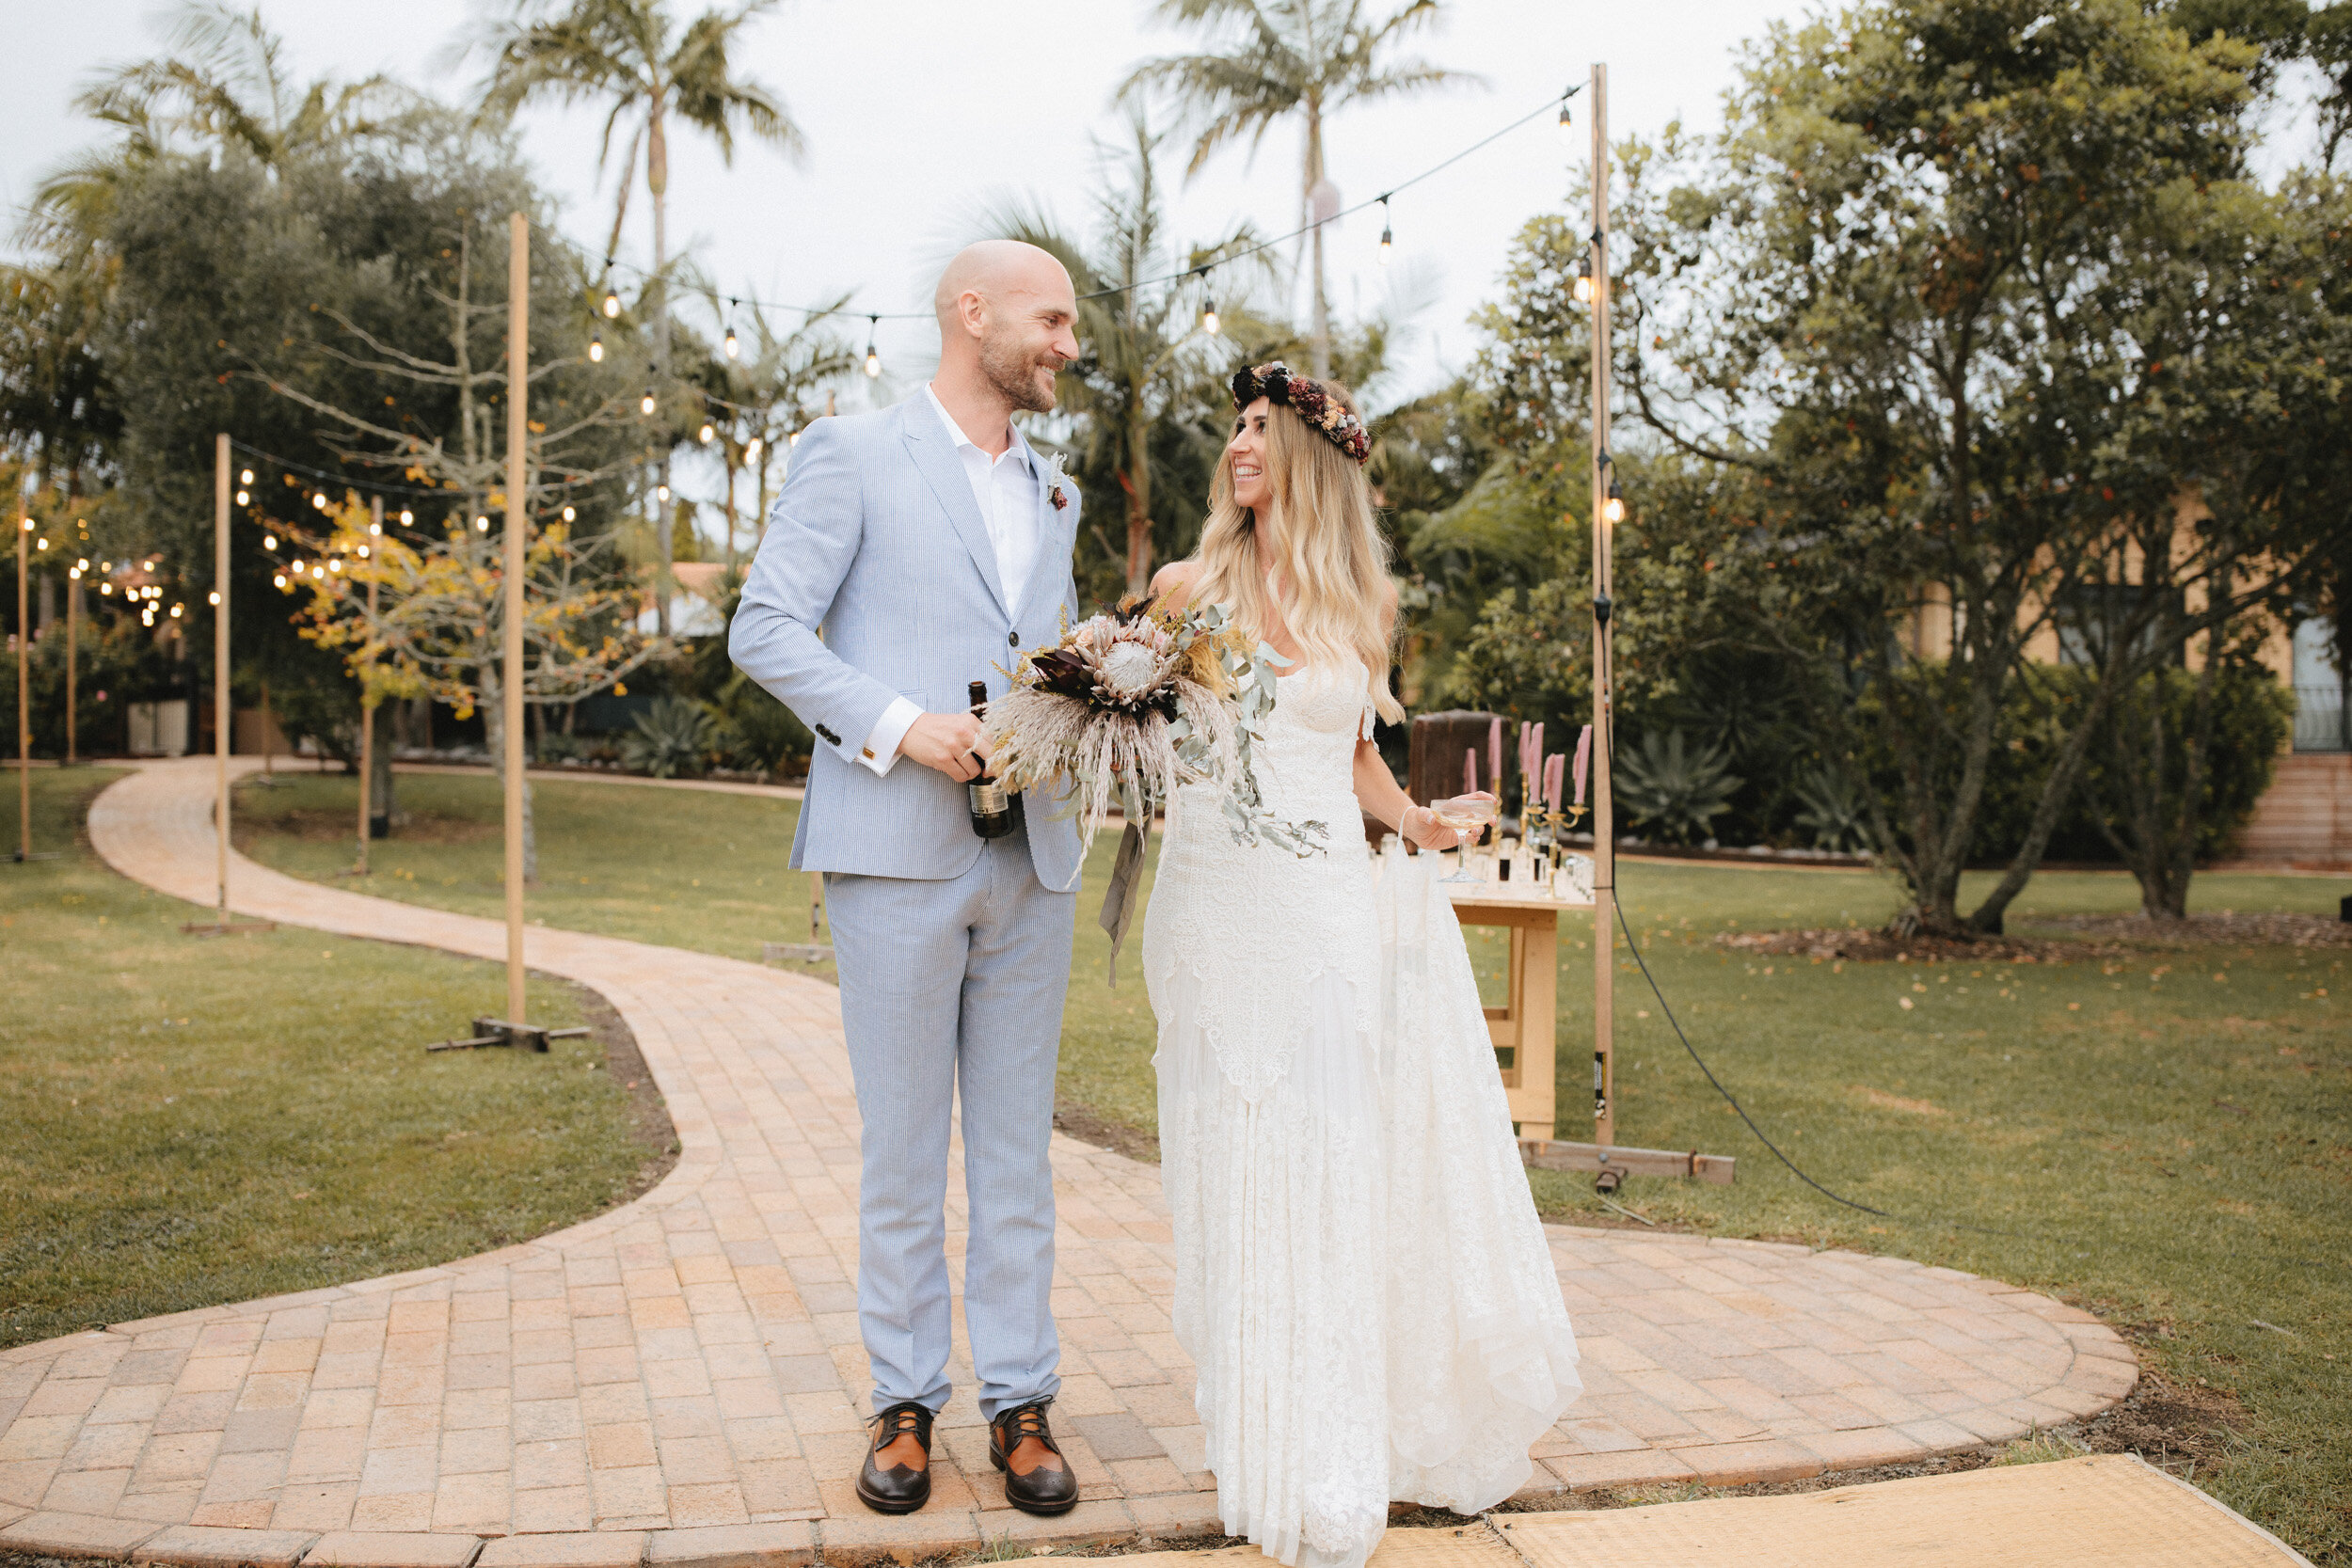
[{"xmin": 1398, "ymin": 803, "xmax": 1464, "ymax": 853}]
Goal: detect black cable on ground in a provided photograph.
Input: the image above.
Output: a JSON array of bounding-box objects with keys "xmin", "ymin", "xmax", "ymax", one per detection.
[{"xmin": 1607, "ymin": 890, "xmax": 2036, "ymax": 1242}]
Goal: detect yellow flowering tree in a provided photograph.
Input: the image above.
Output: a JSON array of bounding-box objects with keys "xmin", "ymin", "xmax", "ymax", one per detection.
[{"xmin": 274, "ymin": 491, "xmax": 659, "ymax": 880}]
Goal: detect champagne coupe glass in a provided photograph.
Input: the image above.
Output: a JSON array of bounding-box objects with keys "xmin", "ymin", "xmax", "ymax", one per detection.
[{"xmin": 1428, "ymin": 793, "xmax": 1500, "ymax": 884}]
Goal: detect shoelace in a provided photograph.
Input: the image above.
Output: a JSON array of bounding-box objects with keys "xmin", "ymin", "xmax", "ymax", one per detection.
[
  {"xmin": 871, "ymin": 1404, "xmax": 927, "ymax": 1453},
  {"xmin": 998, "ymin": 1402, "xmax": 1056, "ymax": 1451}
]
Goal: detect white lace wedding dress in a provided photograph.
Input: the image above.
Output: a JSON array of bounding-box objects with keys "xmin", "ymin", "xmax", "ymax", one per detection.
[{"xmin": 1139, "ymin": 661, "xmax": 1582, "ymax": 1568}]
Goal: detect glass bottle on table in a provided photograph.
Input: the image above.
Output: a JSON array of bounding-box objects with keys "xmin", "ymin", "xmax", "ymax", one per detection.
[{"xmin": 966, "ymin": 680, "xmax": 1016, "ymax": 840}]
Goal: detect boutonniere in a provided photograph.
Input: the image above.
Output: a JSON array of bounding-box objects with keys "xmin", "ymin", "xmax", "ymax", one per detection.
[{"xmin": 1043, "ymin": 451, "xmax": 1073, "ymax": 512}]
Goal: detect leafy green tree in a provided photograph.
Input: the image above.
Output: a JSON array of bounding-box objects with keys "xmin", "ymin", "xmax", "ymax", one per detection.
[
  {"xmin": 1612, "ymin": 0, "xmax": 2345, "ymax": 935},
  {"xmin": 469, "ymin": 0, "xmax": 802, "ymax": 626},
  {"xmin": 1120, "ymin": 0, "xmax": 1478, "ymax": 380}
]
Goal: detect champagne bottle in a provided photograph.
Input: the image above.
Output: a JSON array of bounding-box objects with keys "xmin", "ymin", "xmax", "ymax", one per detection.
[{"xmin": 966, "ymin": 679, "xmax": 1015, "ymax": 840}]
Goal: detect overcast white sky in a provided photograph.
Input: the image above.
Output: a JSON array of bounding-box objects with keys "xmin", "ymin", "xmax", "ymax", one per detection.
[{"xmin": 1, "ymin": 0, "xmax": 1822, "ymax": 412}]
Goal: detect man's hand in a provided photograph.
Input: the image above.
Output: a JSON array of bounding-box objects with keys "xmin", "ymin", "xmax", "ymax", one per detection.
[{"xmin": 900, "ymin": 711, "xmax": 990, "ymax": 782}]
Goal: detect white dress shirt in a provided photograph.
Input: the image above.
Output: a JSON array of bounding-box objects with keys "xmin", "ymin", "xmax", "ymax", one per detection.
[{"xmin": 856, "ymin": 386, "xmax": 1042, "ymax": 776}]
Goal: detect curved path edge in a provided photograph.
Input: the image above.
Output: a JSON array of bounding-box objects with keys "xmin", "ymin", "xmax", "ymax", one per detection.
[{"xmin": 0, "ymin": 758, "xmax": 2139, "ymax": 1568}]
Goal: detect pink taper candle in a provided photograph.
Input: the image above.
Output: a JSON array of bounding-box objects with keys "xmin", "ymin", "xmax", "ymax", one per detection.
[
  {"xmin": 1488, "ymin": 717, "xmax": 1502, "ymax": 795},
  {"xmin": 1574, "ymin": 724, "xmax": 1593, "ymax": 805},
  {"xmin": 1546, "ymin": 752, "xmax": 1565, "ymax": 813},
  {"xmin": 1465, "ymin": 746, "xmax": 1477, "ymax": 795}
]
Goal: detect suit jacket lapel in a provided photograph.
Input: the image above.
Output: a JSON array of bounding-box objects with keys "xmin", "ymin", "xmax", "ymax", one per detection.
[
  {"xmin": 898, "ymin": 402, "xmax": 1010, "ymax": 619},
  {"xmin": 1012, "ymin": 436, "xmax": 1077, "ymax": 628}
]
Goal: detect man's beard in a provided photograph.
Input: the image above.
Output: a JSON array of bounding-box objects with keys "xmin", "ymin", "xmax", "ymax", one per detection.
[{"xmin": 980, "ymin": 330, "xmax": 1058, "ymax": 413}]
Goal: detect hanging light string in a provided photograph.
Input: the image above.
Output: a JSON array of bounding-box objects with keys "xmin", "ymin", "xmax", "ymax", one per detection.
[
  {"xmin": 592, "ymin": 85, "xmax": 1583, "ymax": 329},
  {"xmin": 224, "ymin": 438, "xmax": 609, "ymax": 510},
  {"xmin": 210, "ymin": 87, "xmax": 1586, "ymax": 553}
]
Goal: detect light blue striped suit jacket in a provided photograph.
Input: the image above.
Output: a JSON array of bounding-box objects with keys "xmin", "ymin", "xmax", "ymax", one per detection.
[{"xmin": 728, "ymin": 397, "xmax": 1085, "ymax": 891}]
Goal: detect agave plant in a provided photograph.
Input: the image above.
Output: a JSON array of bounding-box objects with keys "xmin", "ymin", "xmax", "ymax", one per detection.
[
  {"xmin": 1613, "ymin": 729, "xmax": 1741, "ymax": 846},
  {"xmin": 1791, "ymin": 764, "xmax": 1873, "ymax": 853},
  {"xmin": 622, "ymin": 696, "xmax": 720, "ymax": 780}
]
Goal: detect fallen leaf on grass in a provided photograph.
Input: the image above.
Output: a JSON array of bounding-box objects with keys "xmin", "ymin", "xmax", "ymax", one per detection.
[{"xmin": 1850, "ymin": 1085, "xmax": 1948, "ymax": 1117}]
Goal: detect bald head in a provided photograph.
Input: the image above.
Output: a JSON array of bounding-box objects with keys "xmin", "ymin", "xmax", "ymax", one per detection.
[
  {"xmin": 932, "ymin": 241, "xmax": 1080, "ymax": 419},
  {"xmin": 934, "ymin": 240, "xmax": 1073, "ymax": 329}
]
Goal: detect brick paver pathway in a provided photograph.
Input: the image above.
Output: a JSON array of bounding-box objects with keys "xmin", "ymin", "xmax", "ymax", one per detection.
[{"xmin": 0, "ymin": 759, "xmax": 2139, "ymax": 1568}]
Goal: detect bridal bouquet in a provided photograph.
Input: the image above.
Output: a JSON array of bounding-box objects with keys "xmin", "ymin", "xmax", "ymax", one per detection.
[{"xmin": 982, "ymin": 596, "xmax": 1327, "ymax": 977}]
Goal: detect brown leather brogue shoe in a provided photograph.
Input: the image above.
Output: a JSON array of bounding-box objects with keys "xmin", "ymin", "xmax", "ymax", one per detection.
[
  {"xmin": 989, "ymin": 1398, "xmax": 1078, "ymax": 1516},
  {"xmin": 856, "ymin": 1400, "xmax": 933, "ymax": 1514}
]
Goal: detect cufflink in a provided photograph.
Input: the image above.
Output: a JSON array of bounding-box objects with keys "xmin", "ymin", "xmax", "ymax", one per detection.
[
  {"xmin": 816, "ymin": 724, "xmax": 842, "ymax": 746},
  {"xmin": 862, "ymin": 747, "xmax": 875, "ymax": 760}
]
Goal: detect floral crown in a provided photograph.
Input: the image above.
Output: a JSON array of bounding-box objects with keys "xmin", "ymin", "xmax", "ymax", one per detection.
[{"xmin": 1231, "ymin": 361, "xmax": 1372, "ymax": 466}]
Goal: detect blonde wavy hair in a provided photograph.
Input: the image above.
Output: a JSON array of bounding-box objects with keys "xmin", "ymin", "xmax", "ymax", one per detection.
[{"xmin": 1174, "ymin": 378, "xmax": 1404, "ymax": 725}]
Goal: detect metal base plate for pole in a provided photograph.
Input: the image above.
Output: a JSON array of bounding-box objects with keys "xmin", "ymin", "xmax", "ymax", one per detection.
[
  {"xmin": 1520, "ymin": 1137, "xmax": 1737, "ymax": 1186},
  {"xmin": 182, "ymin": 918, "xmax": 276, "ymax": 936},
  {"xmin": 426, "ymin": 1017, "xmax": 592, "ymax": 1053}
]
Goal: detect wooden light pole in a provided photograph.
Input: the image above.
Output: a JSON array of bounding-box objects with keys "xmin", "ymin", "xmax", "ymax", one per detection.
[
  {"xmin": 215, "ymin": 433, "xmax": 231, "ymax": 918},
  {"xmin": 64, "ymin": 554, "xmax": 76, "ymax": 766},
  {"xmin": 13, "ymin": 499, "xmax": 27, "ymax": 863},
  {"xmin": 423, "ymin": 214, "xmax": 580, "ymax": 1053},
  {"xmin": 1588, "ymin": 62, "xmax": 1618, "ymax": 1156},
  {"xmin": 502, "ymin": 212, "xmax": 531, "ymax": 1027},
  {"xmin": 355, "ymin": 496, "xmax": 381, "ymax": 876}
]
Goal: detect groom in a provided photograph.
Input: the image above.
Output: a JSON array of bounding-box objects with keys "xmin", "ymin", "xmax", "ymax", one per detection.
[{"xmin": 729, "ymin": 241, "xmax": 1086, "ymax": 1517}]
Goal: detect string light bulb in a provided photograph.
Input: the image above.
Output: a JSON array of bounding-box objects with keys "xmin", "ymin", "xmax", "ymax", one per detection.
[
  {"xmin": 699, "ymin": 421, "xmax": 715, "ymax": 445},
  {"xmin": 475, "ymin": 515, "xmax": 489, "ymax": 532},
  {"xmin": 745, "ymin": 436, "xmax": 762, "ymax": 460},
  {"xmin": 240, "ymin": 468, "xmax": 254, "ymax": 484},
  {"xmin": 1603, "ymin": 479, "xmax": 1626, "ymax": 525},
  {"xmin": 641, "ymin": 388, "xmax": 657, "ymax": 416},
  {"xmin": 263, "ymin": 533, "xmax": 278, "ymax": 549},
  {"xmin": 1574, "ymin": 253, "xmax": 1595, "ymax": 306},
  {"xmin": 235, "ymin": 489, "xmax": 249, "ymax": 506},
  {"xmin": 656, "ymin": 483, "xmax": 671, "ymax": 502},
  {"xmin": 723, "ymin": 303, "xmax": 739, "ymax": 360},
  {"xmin": 863, "ymin": 316, "xmax": 882, "ymax": 378},
  {"xmin": 589, "ymin": 330, "xmax": 604, "ymax": 364},
  {"xmin": 398, "ymin": 509, "xmax": 413, "ymax": 525},
  {"xmin": 602, "ymin": 285, "xmax": 622, "ymax": 319},
  {"xmin": 562, "ymin": 505, "xmax": 576, "ymax": 522},
  {"xmin": 369, "ymin": 519, "xmax": 382, "ymax": 536},
  {"xmin": 1202, "ymin": 299, "xmax": 1220, "ymax": 336},
  {"xmin": 1558, "ymin": 96, "xmax": 1574, "ymax": 141},
  {"xmin": 1377, "ymin": 197, "xmax": 1392, "ymax": 266},
  {"xmin": 273, "ymin": 574, "xmax": 287, "ymax": 589},
  {"xmin": 312, "ymin": 492, "xmax": 328, "ymax": 511},
  {"xmin": 209, "ymin": 591, "xmax": 220, "ymax": 606}
]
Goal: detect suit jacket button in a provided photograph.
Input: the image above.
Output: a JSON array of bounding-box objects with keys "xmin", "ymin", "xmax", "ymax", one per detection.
[{"xmin": 1009, "ymin": 629, "xmax": 1020, "ymax": 646}]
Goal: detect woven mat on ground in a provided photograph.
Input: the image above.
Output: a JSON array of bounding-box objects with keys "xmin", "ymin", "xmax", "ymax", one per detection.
[{"xmin": 1493, "ymin": 1453, "xmax": 2309, "ymax": 1567}]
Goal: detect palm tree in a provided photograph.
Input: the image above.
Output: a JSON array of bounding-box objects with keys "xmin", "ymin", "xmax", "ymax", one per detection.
[
  {"xmin": 469, "ymin": 0, "xmax": 802, "ymax": 629},
  {"xmin": 1119, "ymin": 0, "xmax": 1478, "ymax": 380},
  {"xmin": 34, "ymin": 3, "xmax": 399, "ymax": 247},
  {"xmin": 986, "ymin": 113, "xmax": 1271, "ymax": 597}
]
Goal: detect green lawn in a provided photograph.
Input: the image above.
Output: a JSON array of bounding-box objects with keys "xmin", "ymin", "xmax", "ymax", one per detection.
[
  {"xmin": 0, "ymin": 768, "xmax": 667, "ymax": 1351},
  {"xmin": 235, "ymin": 768, "xmax": 2352, "ymax": 1560}
]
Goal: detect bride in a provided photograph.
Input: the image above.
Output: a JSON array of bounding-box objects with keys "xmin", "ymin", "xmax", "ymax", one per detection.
[{"xmin": 1140, "ymin": 363, "xmax": 1581, "ymax": 1568}]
